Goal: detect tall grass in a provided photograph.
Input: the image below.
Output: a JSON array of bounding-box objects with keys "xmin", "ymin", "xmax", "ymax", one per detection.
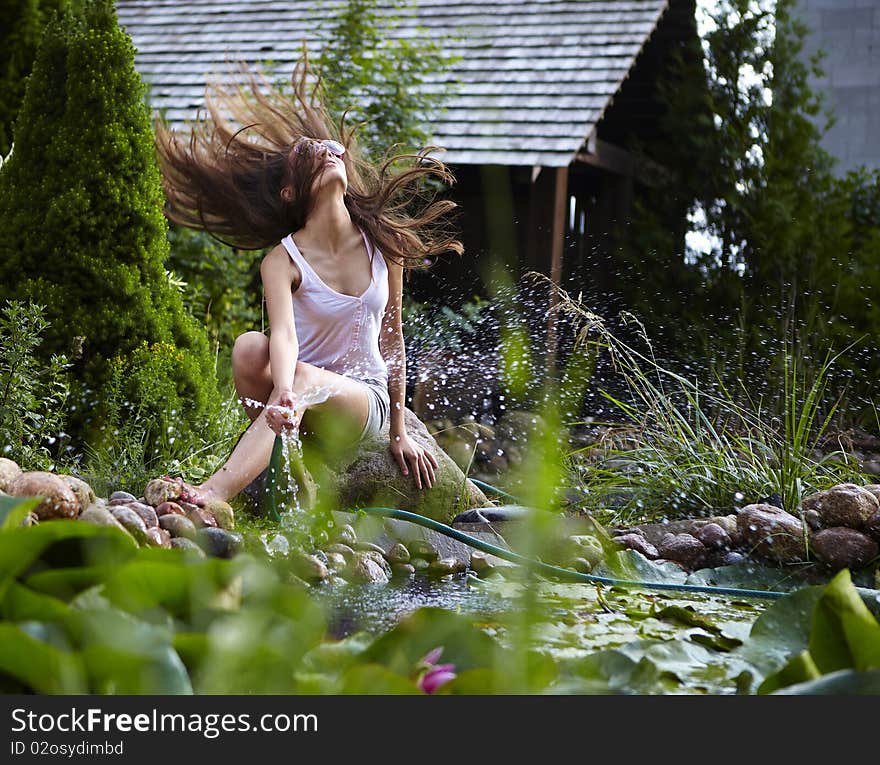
[{"xmin": 541, "ymin": 280, "xmax": 863, "ymax": 526}]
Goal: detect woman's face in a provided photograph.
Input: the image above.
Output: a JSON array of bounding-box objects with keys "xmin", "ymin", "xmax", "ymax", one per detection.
[{"xmin": 293, "ymin": 137, "xmax": 348, "ymax": 194}]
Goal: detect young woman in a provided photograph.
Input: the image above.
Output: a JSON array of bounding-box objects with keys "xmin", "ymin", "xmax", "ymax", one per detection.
[{"xmin": 153, "ymin": 61, "xmax": 462, "ymax": 505}]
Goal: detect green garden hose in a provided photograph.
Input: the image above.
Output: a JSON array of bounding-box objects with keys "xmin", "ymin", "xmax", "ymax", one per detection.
[{"xmin": 267, "ymin": 435, "xmax": 787, "ymax": 600}]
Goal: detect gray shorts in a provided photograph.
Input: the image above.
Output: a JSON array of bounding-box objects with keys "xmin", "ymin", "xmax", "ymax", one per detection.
[{"xmin": 354, "ymin": 377, "xmax": 390, "ymax": 442}]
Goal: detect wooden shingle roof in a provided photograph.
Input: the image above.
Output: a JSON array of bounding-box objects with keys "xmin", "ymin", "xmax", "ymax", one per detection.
[{"xmin": 116, "ymin": 0, "xmax": 670, "ymax": 167}]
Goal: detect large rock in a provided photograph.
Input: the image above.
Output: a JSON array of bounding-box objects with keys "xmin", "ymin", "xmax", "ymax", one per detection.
[
  {"xmin": 7, "ymin": 471, "xmax": 79, "ymax": 519},
  {"xmin": 657, "ymin": 533, "xmax": 708, "ymax": 570},
  {"xmin": 737, "ymin": 504, "xmax": 808, "ymax": 563},
  {"xmin": 811, "ymin": 527, "xmax": 879, "ymax": 571},
  {"xmin": 800, "ymin": 484, "xmax": 878, "ymax": 529},
  {"xmin": 0, "ymin": 457, "xmax": 22, "ymax": 491},
  {"xmin": 329, "ymin": 408, "xmax": 492, "ymax": 524}
]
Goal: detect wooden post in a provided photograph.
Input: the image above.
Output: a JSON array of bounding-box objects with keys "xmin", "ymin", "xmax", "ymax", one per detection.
[{"xmin": 527, "ymin": 165, "xmax": 568, "ymax": 371}]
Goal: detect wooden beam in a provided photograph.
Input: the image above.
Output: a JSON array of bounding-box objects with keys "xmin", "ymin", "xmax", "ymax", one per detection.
[
  {"xmin": 576, "ymin": 133, "xmax": 673, "ymax": 187},
  {"xmin": 526, "ymin": 165, "xmax": 568, "ymax": 370}
]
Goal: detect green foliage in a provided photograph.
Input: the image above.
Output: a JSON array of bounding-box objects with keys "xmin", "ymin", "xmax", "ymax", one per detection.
[
  {"xmin": 316, "ymin": 0, "xmax": 457, "ymax": 160},
  {"xmin": 165, "ymin": 225, "xmax": 263, "ymax": 386},
  {"xmin": 0, "ymin": 0, "xmax": 69, "ymax": 156},
  {"xmin": 0, "ymin": 0, "xmax": 221, "ymax": 449},
  {"xmin": 0, "ymin": 300, "xmax": 70, "ymax": 469},
  {"xmin": 557, "ymin": 290, "xmax": 863, "ymax": 525},
  {"xmin": 752, "ymin": 570, "xmax": 880, "ymax": 694}
]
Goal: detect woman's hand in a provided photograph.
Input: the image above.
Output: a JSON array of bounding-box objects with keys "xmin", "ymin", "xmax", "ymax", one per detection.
[
  {"xmin": 265, "ymin": 388, "xmax": 299, "ymax": 436},
  {"xmin": 390, "ymin": 430, "xmax": 438, "ymax": 490}
]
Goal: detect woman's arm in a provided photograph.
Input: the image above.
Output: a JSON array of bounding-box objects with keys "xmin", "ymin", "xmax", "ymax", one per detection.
[
  {"xmin": 261, "ymin": 245, "xmax": 300, "ymax": 433},
  {"xmin": 379, "ymin": 258, "xmax": 407, "ymax": 435},
  {"xmin": 380, "ymin": 258, "xmax": 437, "ymax": 489}
]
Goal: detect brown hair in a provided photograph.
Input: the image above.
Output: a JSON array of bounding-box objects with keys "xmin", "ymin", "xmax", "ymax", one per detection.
[{"xmin": 154, "ymin": 56, "xmax": 463, "ymax": 267}]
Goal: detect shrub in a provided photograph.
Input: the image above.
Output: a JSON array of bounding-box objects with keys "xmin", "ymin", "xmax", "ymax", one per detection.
[{"xmin": 0, "ymin": 0, "xmax": 221, "ymax": 449}]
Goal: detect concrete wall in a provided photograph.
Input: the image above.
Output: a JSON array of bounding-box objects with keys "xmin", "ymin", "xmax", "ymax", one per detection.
[{"xmin": 797, "ymin": 0, "xmax": 880, "ymax": 174}]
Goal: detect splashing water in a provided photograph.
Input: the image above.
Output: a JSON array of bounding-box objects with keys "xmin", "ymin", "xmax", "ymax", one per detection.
[{"xmin": 245, "ymin": 385, "xmax": 336, "ymax": 542}]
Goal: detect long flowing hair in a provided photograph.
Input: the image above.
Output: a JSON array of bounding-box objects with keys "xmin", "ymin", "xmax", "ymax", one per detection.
[{"xmin": 154, "ymin": 56, "xmax": 463, "ymax": 266}]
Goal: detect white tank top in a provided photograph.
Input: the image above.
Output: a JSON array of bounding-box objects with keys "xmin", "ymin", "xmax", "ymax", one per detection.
[{"xmin": 280, "ymin": 230, "xmax": 389, "ymax": 383}]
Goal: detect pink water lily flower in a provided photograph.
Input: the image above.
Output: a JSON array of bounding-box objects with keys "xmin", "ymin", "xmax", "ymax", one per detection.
[{"xmin": 416, "ymin": 646, "xmax": 457, "ymax": 694}]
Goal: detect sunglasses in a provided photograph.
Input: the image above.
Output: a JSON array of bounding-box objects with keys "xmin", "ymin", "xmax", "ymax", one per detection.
[{"xmin": 293, "ymin": 137, "xmax": 346, "ymax": 157}]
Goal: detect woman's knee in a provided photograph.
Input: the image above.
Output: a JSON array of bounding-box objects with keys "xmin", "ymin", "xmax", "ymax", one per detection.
[{"xmin": 232, "ymin": 331, "xmax": 269, "ymax": 374}]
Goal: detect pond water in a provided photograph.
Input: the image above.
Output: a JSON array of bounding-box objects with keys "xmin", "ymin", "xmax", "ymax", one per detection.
[{"xmin": 317, "ymin": 572, "xmax": 773, "ymax": 694}]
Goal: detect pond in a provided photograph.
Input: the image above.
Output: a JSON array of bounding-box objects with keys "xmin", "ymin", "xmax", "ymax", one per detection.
[{"xmin": 316, "ymin": 570, "xmax": 772, "ymax": 695}]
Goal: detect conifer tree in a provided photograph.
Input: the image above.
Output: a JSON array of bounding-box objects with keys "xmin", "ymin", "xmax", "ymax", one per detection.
[{"xmin": 0, "ymin": 0, "xmax": 220, "ymax": 448}]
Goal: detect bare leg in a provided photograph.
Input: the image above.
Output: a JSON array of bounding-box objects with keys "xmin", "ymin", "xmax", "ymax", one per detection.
[
  {"xmin": 232, "ymin": 331, "xmax": 273, "ymax": 422},
  {"xmin": 196, "ymin": 358, "xmax": 371, "ymax": 503}
]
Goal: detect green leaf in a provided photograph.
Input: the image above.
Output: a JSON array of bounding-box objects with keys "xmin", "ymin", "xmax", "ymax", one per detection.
[
  {"xmin": 757, "ymin": 650, "xmax": 820, "ymax": 694},
  {"xmin": 809, "ymin": 569, "xmax": 880, "ymax": 673},
  {"xmin": 733, "ymin": 585, "xmax": 824, "ymax": 690},
  {"xmin": 362, "ymin": 607, "xmax": 499, "ymax": 676},
  {"xmin": 337, "ymin": 664, "xmax": 418, "ymax": 694},
  {"xmin": 0, "ymin": 623, "xmax": 86, "ymax": 693},
  {"xmin": 0, "ymin": 495, "xmax": 39, "ymax": 529},
  {"xmin": 771, "ymin": 669, "xmax": 880, "ymax": 695},
  {"xmin": 66, "ymin": 608, "xmax": 192, "ymax": 694},
  {"xmin": 0, "ymin": 581, "xmax": 70, "ymax": 622}
]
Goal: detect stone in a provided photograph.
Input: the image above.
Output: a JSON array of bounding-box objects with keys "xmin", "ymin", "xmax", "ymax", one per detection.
[
  {"xmin": 144, "ymin": 526, "xmax": 172, "ymax": 548},
  {"xmin": 0, "ymin": 457, "xmax": 22, "ymax": 491},
  {"xmin": 124, "ymin": 501, "xmax": 159, "ymax": 529},
  {"xmin": 737, "ymin": 504, "xmax": 808, "ymax": 563},
  {"xmin": 429, "ymin": 557, "xmax": 466, "ymax": 577},
  {"xmin": 862, "ymin": 484, "xmax": 880, "ymax": 501},
  {"xmin": 408, "ymin": 539, "xmax": 439, "ymax": 562},
  {"xmin": 362, "ymin": 551, "xmax": 392, "ymax": 578},
  {"xmin": 656, "ymin": 534, "xmax": 708, "ymax": 570},
  {"xmin": 7, "ymin": 471, "xmax": 79, "ymax": 519},
  {"xmin": 865, "ymin": 510, "xmax": 880, "ymax": 542},
  {"xmin": 79, "ymin": 505, "xmax": 130, "ymax": 536},
  {"xmin": 59, "ymin": 475, "xmax": 96, "ymax": 510},
  {"xmin": 411, "ymin": 558, "xmax": 430, "ymax": 573},
  {"xmin": 196, "ymin": 527, "xmax": 244, "ymax": 559},
  {"xmin": 325, "ymin": 552, "xmax": 347, "ymax": 571},
  {"xmin": 803, "ymin": 509, "xmax": 823, "ymax": 531},
  {"xmin": 109, "ymin": 492, "xmax": 137, "ymax": 505},
  {"xmin": 694, "ymin": 523, "xmax": 731, "ymax": 550},
  {"xmin": 185, "ymin": 505, "xmax": 218, "ymax": 529},
  {"xmin": 292, "ymin": 552, "xmax": 329, "ymax": 581},
  {"xmin": 110, "ymin": 507, "xmax": 148, "ymax": 544},
  {"xmin": 615, "ymin": 533, "xmax": 659, "ymax": 560},
  {"xmin": 332, "ymin": 524, "xmax": 357, "ymax": 547},
  {"xmin": 347, "ymin": 554, "xmax": 389, "ymax": 584},
  {"xmin": 155, "ymin": 501, "xmax": 186, "ymax": 517},
  {"xmin": 204, "ymin": 499, "xmax": 235, "ymax": 530},
  {"xmin": 567, "ymin": 535, "xmax": 604, "ymax": 567},
  {"xmin": 811, "ymin": 527, "xmax": 879, "ymax": 571},
  {"xmin": 469, "ymin": 551, "xmax": 494, "ymax": 575},
  {"xmin": 392, "ymin": 562, "xmax": 415, "ymax": 578},
  {"xmin": 325, "ymin": 542, "xmax": 355, "ymax": 560},
  {"xmin": 159, "ymin": 513, "xmax": 198, "ymax": 540},
  {"xmin": 386, "ymin": 543, "xmax": 411, "ymax": 564},
  {"xmin": 356, "ymin": 541, "xmax": 386, "ymax": 556},
  {"xmin": 312, "ymin": 549, "xmax": 329, "ymax": 566},
  {"xmin": 170, "ymin": 537, "xmax": 205, "ymax": 556},
  {"xmin": 328, "ymin": 408, "xmax": 493, "ymax": 524},
  {"xmin": 800, "ymin": 484, "xmax": 878, "ymax": 529},
  {"xmin": 570, "ymin": 557, "xmax": 593, "ymax": 574},
  {"xmin": 143, "ymin": 478, "xmax": 182, "ymax": 507}
]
